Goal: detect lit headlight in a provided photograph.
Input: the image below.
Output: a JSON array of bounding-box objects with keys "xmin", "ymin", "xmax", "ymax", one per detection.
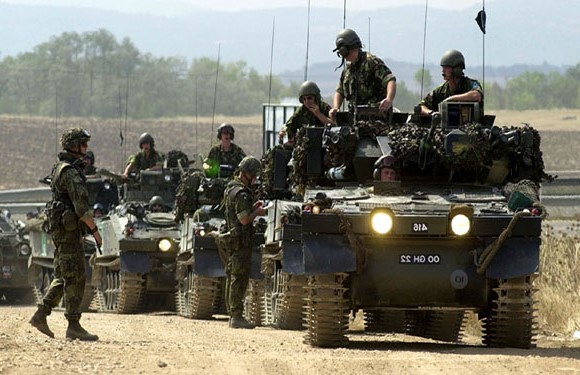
[
  {"xmin": 450, "ymin": 214, "xmax": 471, "ymax": 236},
  {"xmin": 158, "ymin": 238, "xmax": 173, "ymax": 252},
  {"xmin": 19, "ymin": 243, "xmax": 31, "ymax": 256},
  {"xmin": 164, "ymin": 174, "xmax": 172, "ymax": 182},
  {"xmin": 370, "ymin": 209, "xmax": 394, "ymax": 234}
]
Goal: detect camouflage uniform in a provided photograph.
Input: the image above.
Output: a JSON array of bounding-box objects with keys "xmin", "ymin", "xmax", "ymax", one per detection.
[
  {"xmin": 283, "ymin": 101, "xmax": 332, "ymax": 140},
  {"xmin": 206, "ymin": 143, "xmax": 246, "ymax": 168},
  {"xmin": 336, "ymin": 51, "xmax": 396, "ymax": 107},
  {"xmin": 420, "ymin": 76, "xmax": 484, "ymax": 114},
  {"xmin": 42, "ymin": 152, "xmax": 91, "ymax": 321},
  {"xmin": 83, "ymin": 164, "xmax": 97, "ymax": 175},
  {"xmin": 127, "ymin": 149, "xmax": 164, "ymax": 172},
  {"xmin": 223, "ymin": 176, "xmax": 255, "ymax": 318}
]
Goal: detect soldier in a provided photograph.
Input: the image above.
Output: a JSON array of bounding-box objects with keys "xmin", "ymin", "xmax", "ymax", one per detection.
[
  {"xmin": 373, "ymin": 155, "xmax": 398, "ymax": 182},
  {"xmin": 82, "ymin": 150, "xmax": 97, "ymax": 176},
  {"xmin": 205, "ymin": 123, "xmax": 246, "ymax": 177},
  {"xmin": 149, "ymin": 195, "xmax": 166, "ymax": 213},
  {"xmin": 329, "ymin": 28, "xmax": 397, "ymax": 122},
  {"xmin": 29, "ymin": 128, "xmax": 101, "ymax": 341},
  {"xmin": 278, "ymin": 81, "xmax": 334, "ymax": 145},
  {"xmin": 223, "ymin": 156, "xmax": 265, "ymax": 329},
  {"xmin": 122, "ymin": 132, "xmax": 164, "ymax": 179},
  {"xmin": 419, "ymin": 49, "xmax": 483, "ymax": 117},
  {"xmin": 93, "ymin": 203, "xmax": 106, "ymax": 218}
]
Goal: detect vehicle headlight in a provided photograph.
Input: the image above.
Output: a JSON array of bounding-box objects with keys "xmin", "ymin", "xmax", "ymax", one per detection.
[
  {"xmin": 370, "ymin": 209, "xmax": 394, "ymax": 234},
  {"xmin": 19, "ymin": 243, "xmax": 31, "ymax": 256},
  {"xmin": 450, "ymin": 214, "xmax": 471, "ymax": 236},
  {"xmin": 158, "ymin": 238, "xmax": 173, "ymax": 252},
  {"xmin": 164, "ymin": 174, "xmax": 172, "ymax": 182}
]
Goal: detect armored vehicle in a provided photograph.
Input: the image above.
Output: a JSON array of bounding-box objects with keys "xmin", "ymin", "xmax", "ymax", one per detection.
[
  {"xmin": 175, "ymin": 166, "xmax": 265, "ymax": 323},
  {"xmin": 91, "ymin": 159, "xmax": 184, "ymax": 314},
  {"xmin": 0, "ymin": 209, "xmax": 33, "ymax": 303},
  {"xmin": 28, "ymin": 176, "xmax": 118, "ymax": 310},
  {"xmin": 259, "ymin": 103, "xmax": 549, "ymax": 348}
]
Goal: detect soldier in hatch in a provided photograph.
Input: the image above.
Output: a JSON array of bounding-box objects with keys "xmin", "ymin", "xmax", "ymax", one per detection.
[
  {"xmin": 122, "ymin": 132, "xmax": 164, "ymax": 179},
  {"xmin": 82, "ymin": 150, "xmax": 97, "ymax": 176},
  {"xmin": 204, "ymin": 123, "xmax": 246, "ymax": 177},
  {"xmin": 418, "ymin": 49, "xmax": 483, "ymax": 117},
  {"xmin": 29, "ymin": 128, "xmax": 101, "ymax": 341},
  {"xmin": 223, "ymin": 156, "xmax": 266, "ymax": 329},
  {"xmin": 329, "ymin": 28, "xmax": 397, "ymax": 123},
  {"xmin": 278, "ymin": 80, "xmax": 334, "ymax": 145}
]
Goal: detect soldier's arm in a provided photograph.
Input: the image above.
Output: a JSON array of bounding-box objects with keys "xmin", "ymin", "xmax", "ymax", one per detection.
[
  {"xmin": 236, "ymin": 192, "xmax": 265, "ymax": 226},
  {"xmin": 63, "ymin": 168, "xmax": 102, "ymax": 246}
]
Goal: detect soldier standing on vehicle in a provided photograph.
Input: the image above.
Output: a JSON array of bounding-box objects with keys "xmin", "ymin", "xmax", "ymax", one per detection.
[
  {"xmin": 418, "ymin": 49, "xmax": 483, "ymax": 117},
  {"xmin": 278, "ymin": 81, "xmax": 334, "ymax": 145},
  {"xmin": 29, "ymin": 128, "xmax": 101, "ymax": 341},
  {"xmin": 329, "ymin": 28, "xmax": 397, "ymax": 123},
  {"xmin": 122, "ymin": 132, "xmax": 164, "ymax": 179},
  {"xmin": 223, "ymin": 156, "xmax": 265, "ymax": 329},
  {"xmin": 205, "ymin": 124, "xmax": 246, "ymax": 177}
]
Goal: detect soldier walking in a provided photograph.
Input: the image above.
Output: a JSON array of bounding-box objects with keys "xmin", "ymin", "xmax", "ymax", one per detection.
[
  {"xmin": 222, "ymin": 156, "xmax": 265, "ymax": 329},
  {"xmin": 29, "ymin": 128, "xmax": 102, "ymax": 341}
]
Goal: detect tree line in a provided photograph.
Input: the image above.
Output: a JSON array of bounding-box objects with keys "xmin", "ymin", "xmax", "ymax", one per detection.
[{"xmin": 0, "ymin": 29, "xmax": 578, "ymax": 119}]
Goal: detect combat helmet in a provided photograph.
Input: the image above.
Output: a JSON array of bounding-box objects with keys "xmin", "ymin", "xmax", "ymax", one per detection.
[
  {"xmin": 138, "ymin": 132, "xmax": 155, "ymax": 149},
  {"xmin": 217, "ymin": 123, "xmax": 235, "ymax": 140},
  {"xmin": 440, "ymin": 49, "xmax": 465, "ymax": 70},
  {"xmin": 373, "ymin": 155, "xmax": 397, "ymax": 180},
  {"xmin": 298, "ymin": 81, "xmax": 321, "ymax": 104},
  {"xmin": 149, "ymin": 195, "xmax": 165, "ymax": 208},
  {"xmin": 333, "ymin": 28, "xmax": 362, "ymax": 57},
  {"xmin": 61, "ymin": 128, "xmax": 91, "ymax": 150},
  {"xmin": 238, "ymin": 156, "xmax": 261, "ymax": 177}
]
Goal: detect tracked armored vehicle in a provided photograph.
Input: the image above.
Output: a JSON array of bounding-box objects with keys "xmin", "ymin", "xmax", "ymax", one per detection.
[
  {"xmin": 175, "ymin": 166, "xmax": 265, "ymax": 323},
  {"xmin": 260, "ymin": 103, "xmax": 550, "ymax": 348},
  {"xmin": 27, "ymin": 176, "xmax": 118, "ymax": 310},
  {"xmin": 91, "ymin": 164, "xmax": 182, "ymax": 314},
  {"xmin": 0, "ymin": 209, "xmax": 33, "ymax": 303}
]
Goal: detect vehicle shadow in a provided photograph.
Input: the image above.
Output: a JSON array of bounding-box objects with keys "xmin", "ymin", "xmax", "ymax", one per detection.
[{"xmin": 346, "ymin": 334, "xmax": 580, "ymax": 360}]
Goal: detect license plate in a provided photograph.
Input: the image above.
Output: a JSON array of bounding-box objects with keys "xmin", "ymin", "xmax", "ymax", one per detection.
[{"xmin": 399, "ymin": 254, "xmax": 441, "ymax": 264}]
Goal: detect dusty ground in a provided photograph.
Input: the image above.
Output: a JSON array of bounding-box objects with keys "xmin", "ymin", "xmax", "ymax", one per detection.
[{"xmin": 1, "ymin": 305, "xmax": 579, "ymax": 374}]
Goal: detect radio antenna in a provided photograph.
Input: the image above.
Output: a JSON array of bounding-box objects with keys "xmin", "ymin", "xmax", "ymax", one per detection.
[
  {"xmin": 475, "ymin": 0, "xmax": 487, "ymax": 98},
  {"xmin": 368, "ymin": 17, "xmax": 371, "ymax": 52},
  {"xmin": 54, "ymin": 84, "xmax": 58, "ymax": 157},
  {"xmin": 210, "ymin": 43, "xmax": 221, "ymax": 146},
  {"xmin": 304, "ymin": 0, "xmax": 311, "ymax": 81},
  {"xmin": 419, "ymin": 0, "xmax": 429, "ymax": 99},
  {"xmin": 343, "ymin": 0, "xmax": 347, "ymax": 27},
  {"xmin": 265, "ymin": 16, "xmax": 275, "ymax": 153}
]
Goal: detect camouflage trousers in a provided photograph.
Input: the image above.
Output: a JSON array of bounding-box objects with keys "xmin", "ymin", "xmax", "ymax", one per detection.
[
  {"xmin": 224, "ymin": 237, "xmax": 252, "ymax": 318},
  {"xmin": 42, "ymin": 241, "xmax": 86, "ymax": 320}
]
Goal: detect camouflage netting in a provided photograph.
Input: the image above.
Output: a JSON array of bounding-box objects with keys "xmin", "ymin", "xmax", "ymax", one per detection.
[
  {"xmin": 165, "ymin": 150, "xmax": 189, "ymax": 169},
  {"xmin": 174, "ymin": 170, "xmax": 204, "ymax": 222},
  {"xmin": 286, "ymin": 121, "xmax": 553, "ymax": 194}
]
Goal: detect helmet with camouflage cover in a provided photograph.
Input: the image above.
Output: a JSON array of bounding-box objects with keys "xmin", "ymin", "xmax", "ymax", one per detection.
[
  {"xmin": 61, "ymin": 128, "xmax": 91, "ymax": 150},
  {"xmin": 217, "ymin": 123, "xmax": 235, "ymax": 140},
  {"xmin": 333, "ymin": 28, "xmax": 362, "ymax": 58},
  {"xmin": 440, "ymin": 49, "xmax": 465, "ymax": 78},
  {"xmin": 298, "ymin": 81, "xmax": 321, "ymax": 104},
  {"xmin": 138, "ymin": 132, "xmax": 155, "ymax": 149},
  {"xmin": 238, "ymin": 156, "xmax": 261, "ymax": 177}
]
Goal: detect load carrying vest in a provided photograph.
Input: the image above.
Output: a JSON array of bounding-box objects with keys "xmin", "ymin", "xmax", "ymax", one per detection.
[
  {"xmin": 223, "ymin": 182, "xmax": 253, "ymax": 238},
  {"xmin": 51, "ymin": 161, "xmax": 75, "ymax": 209}
]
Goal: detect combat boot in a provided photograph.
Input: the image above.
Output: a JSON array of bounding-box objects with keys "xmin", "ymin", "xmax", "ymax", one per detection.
[
  {"xmin": 228, "ymin": 316, "xmax": 255, "ymax": 329},
  {"xmin": 66, "ymin": 320, "xmax": 99, "ymax": 341},
  {"xmin": 29, "ymin": 304, "xmax": 54, "ymax": 338}
]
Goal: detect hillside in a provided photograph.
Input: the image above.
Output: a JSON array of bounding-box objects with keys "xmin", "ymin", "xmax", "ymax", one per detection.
[{"xmin": 0, "ymin": 109, "xmax": 579, "ymax": 190}]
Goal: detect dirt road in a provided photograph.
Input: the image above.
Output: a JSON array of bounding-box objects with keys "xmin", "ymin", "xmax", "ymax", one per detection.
[{"xmin": 1, "ymin": 305, "xmax": 579, "ymax": 374}]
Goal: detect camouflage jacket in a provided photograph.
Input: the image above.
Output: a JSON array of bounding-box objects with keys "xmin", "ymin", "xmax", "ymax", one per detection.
[
  {"xmin": 207, "ymin": 143, "xmax": 246, "ymax": 168},
  {"xmin": 50, "ymin": 152, "xmax": 91, "ymax": 241},
  {"xmin": 83, "ymin": 165, "xmax": 97, "ymax": 175},
  {"xmin": 420, "ymin": 75, "xmax": 484, "ymax": 114},
  {"xmin": 127, "ymin": 149, "xmax": 164, "ymax": 172},
  {"xmin": 283, "ymin": 101, "xmax": 332, "ymax": 139},
  {"xmin": 223, "ymin": 177, "xmax": 254, "ymax": 241},
  {"xmin": 336, "ymin": 51, "xmax": 396, "ymax": 107}
]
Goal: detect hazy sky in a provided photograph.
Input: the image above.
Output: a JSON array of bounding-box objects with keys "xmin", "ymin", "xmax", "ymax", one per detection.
[{"xmin": 2, "ymin": 0, "xmax": 488, "ymax": 15}]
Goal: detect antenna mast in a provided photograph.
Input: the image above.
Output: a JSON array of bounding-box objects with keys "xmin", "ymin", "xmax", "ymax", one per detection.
[
  {"xmin": 420, "ymin": 0, "xmax": 429, "ymax": 99},
  {"xmin": 475, "ymin": 0, "xmax": 487, "ymax": 98},
  {"xmin": 343, "ymin": 0, "xmax": 347, "ymax": 27},
  {"xmin": 304, "ymin": 0, "xmax": 311, "ymax": 81},
  {"xmin": 210, "ymin": 43, "xmax": 221, "ymax": 146},
  {"xmin": 266, "ymin": 16, "xmax": 275, "ymax": 152}
]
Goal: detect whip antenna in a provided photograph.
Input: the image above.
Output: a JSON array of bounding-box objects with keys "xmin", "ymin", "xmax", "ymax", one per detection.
[
  {"xmin": 123, "ymin": 75, "xmax": 129, "ymax": 168},
  {"xmin": 210, "ymin": 43, "xmax": 221, "ymax": 146},
  {"xmin": 343, "ymin": 0, "xmax": 347, "ymax": 27},
  {"xmin": 475, "ymin": 0, "xmax": 487, "ymax": 98},
  {"xmin": 420, "ymin": 0, "xmax": 429, "ymax": 99},
  {"xmin": 265, "ymin": 16, "xmax": 275, "ymax": 153},
  {"xmin": 304, "ymin": 0, "xmax": 311, "ymax": 81},
  {"xmin": 54, "ymin": 85, "xmax": 58, "ymax": 157}
]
